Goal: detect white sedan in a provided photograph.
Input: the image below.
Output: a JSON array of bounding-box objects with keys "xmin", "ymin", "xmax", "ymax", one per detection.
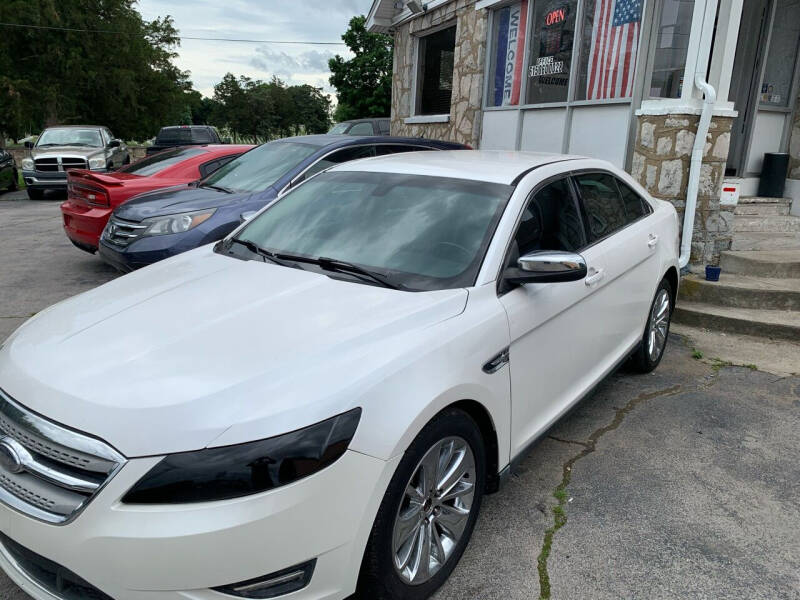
[{"xmin": 0, "ymin": 151, "xmax": 678, "ymax": 600}]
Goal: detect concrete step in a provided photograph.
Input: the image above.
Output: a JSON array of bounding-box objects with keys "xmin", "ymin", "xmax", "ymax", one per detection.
[
  {"xmin": 733, "ymin": 215, "xmax": 800, "ymax": 233},
  {"xmin": 679, "ymin": 273, "xmax": 800, "ymax": 310},
  {"xmin": 673, "ymin": 302, "xmax": 800, "ymax": 342},
  {"xmin": 721, "ymin": 250, "xmax": 800, "ymax": 278},
  {"xmin": 731, "ymin": 232, "xmax": 800, "ymax": 251},
  {"xmin": 734, "ymin": 196, "xmax": 791, "ymax": 217}
]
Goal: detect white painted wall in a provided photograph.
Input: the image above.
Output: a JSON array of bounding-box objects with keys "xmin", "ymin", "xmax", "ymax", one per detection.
[
  {"xmin": 520, "ymin": 109, "xmax": 567, "ymax": 153},
  {"xmin": 567, "ymin": 104, "xmax": 631, "ymax": 168},
  {"xmin": 480, "ymin": 110, "xmax": 520, "ymax": 150},
  {"xmin": 746, "ymin": 110, "xmax": 787, "ymax": 175}
]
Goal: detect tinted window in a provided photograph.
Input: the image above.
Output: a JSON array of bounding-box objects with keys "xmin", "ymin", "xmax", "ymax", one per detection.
[
  {"xmin": 192, "ymin": 129, "xmax": 212, "ymax": 143},
  {"xmin": 617, "ymin": 180, "xmax": 650, "ymax": 221},
  {"xmin": 120, "ymin": 148, "xmax": 207, "ymax": 176},
  {"xmin": 347, "ymin": 122, "xmax": 374, "ymax": 135},
  {"xmin": 510, "ymin": 178, "xmax": 585, "ymax": 263},
  {"xmin": 378, "ymin": 119, "xmax": 391, "ymax": 135},
  {"xmin": 328, "ymin": 122, "xmax": 350, "ymax": 134},
  {"xmin": 202, "ymin": 141, "xmax": 320, "ymax": 193},
  {"xmin": 235, "ymin": 171, "xmax": 513, "ymax": 291},
  {"xmin": 199, "ymin": 155, "xmax": 238, "ymax": 179},
  {"xmin": 303, "ymin": 146, "xmax": 376, "ymax": 180},
  {"xmin": 574, "ymin": 173, "xmax": 627, "ymax": 241}
]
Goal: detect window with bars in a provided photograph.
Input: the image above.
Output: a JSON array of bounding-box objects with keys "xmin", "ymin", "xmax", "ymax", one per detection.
[{"xmin": 417, "ymin": 25, "xmax": 457, "ymax": 115}]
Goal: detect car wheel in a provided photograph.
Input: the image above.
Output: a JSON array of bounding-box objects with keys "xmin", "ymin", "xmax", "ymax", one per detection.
[
  {"xmin": 357, "ymin": 408, "xmax": 486, "ymax": 600},
  {"xmin": 8, "ymin": 169, "xmax": 17, "ymax": 191},
  {"xmin": 123, "ymin": 154, "xmax": 131, "ymax": 165},
  {"xmin": 629, "ymin": 277, "xmax": 673, "ymax": 373},
  {"xmin": 27, "ymin": 188, "xmax": 45, "ymax": 200}
]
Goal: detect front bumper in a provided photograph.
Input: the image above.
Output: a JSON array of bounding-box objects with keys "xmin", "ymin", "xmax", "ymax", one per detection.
[
  {"xmin": 24, "ymin": 170, "xmax": 109, "ymax": 190},
  {"xmin": 0, "ymin": 450, "xmax": 397, "ymax": 600}
]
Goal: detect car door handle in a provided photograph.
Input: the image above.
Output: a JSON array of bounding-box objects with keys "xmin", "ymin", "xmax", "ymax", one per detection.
[
  {"xmin": 585, "ymin": 269, "xmax": 605, "ymax": 286},
  {"xmin": 648, "ymin": 234, "xmax": 659, "ymax": 248}
]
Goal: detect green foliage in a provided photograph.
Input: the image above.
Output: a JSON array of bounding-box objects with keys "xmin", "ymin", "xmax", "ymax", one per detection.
[
  {"xmin": 692, "ymin": 349, "xmax": 704, "ymax": 360},
  {"xmin": 211, "ymin": 74, "xmax": 331, "ymax": 142},
  {"xmin": 0, "ymin": 0, "xmax": 191, "ymax": 141},
  {"xmin": 328, "ymin": 15, "xmax": 393, "ymax": 121}
]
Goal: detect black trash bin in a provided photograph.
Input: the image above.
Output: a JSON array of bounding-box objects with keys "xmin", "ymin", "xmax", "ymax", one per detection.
[{"xmin": 758, "ymin": 152, "xmax": 790, "ymax": 198}]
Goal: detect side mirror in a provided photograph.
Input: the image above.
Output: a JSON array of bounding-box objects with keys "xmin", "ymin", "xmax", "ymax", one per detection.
[
  {"xmin": 24, "ymin": 141, "xmax": 34, "ymax": 149},
  {"xmin": 240, "ymin": 211, "xmax": 257, "ymax": 223},
  {"xmin": 505, "ymin": 251, "xmax": 588, "ymax": 284},
  {"xmin": 108, "ymin": 139, "xmax": 121, "ymax": 148}
]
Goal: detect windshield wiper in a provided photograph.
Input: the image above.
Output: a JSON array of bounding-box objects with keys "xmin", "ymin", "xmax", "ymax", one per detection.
[
  {"xmin": 274, "ymin": 253, "xmax": 401, "ymax": 290},
  {"xmin": 227, "ymin": 238, "xmax": 288, "ymax": 266},
  {"xmin": 200, "ymin": 183, "xmax": 234, "ymax": 194}
]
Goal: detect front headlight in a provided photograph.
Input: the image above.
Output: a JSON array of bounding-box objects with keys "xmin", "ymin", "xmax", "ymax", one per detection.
[
  {"xmin": 88, "ymin": 156, "xmax": 106, "ymax": 170},
  {"xmin": 21, "ymin": 158, "xmax": 34, "ymax": 170},
  {"xmin": 142, "ymin": 209, "xmax": 216, "ymax": 236},
  {"xmin": 122, "ymin": 408, "xmax": 361, "ymax": 504}
]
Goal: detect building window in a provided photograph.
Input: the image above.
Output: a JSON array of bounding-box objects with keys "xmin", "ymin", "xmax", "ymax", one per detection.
[
  {"xmin": 525, "ymin": 0, "xmax": 578, "ymax": 104},
  {"xmin": 759, "ymin": 0, "xmax": 800, "ymax": 108},
  {"xmin": 417, "ymin": 25, "xmax": 457, "ymax": 115},
  {"xmin": 577, "ymin": 0, "xmax": 643, "ymax": 100},
  {"xmin": 488, "ymin": 1, "xmax": 529, "ymax": 107},
  {"xmin": 648, "ymin": 0, "xmax": 695, "ymax": 98}
]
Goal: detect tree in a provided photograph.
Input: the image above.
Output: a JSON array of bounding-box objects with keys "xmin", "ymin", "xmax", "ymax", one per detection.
[
  {"xmin": 328, "ymin": 15, "xmax": 393, "ymax": 121},
  {"xmin": 0, "ymin": 0, "xmax": 191, "ymax": 142}
]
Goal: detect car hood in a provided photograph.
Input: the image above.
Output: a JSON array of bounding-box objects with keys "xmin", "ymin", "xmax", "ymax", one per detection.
[
  {"xmin": 31, "ymin": 146, "xmax": 106, "ymax": 159},
  {"xmin": 114, "ymin": 185, "xmax": 271, "ymax": 219},
  {"xmin": 0, "ymin": 247, "xmax": 468, "ymax": 457}
]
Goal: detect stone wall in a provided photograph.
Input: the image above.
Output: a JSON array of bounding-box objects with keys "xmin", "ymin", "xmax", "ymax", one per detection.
[
  {"xmin": 390, "ymin": 0, "xmax": 487, "ymax": 147},
  {"xmin": 790, "ymin": 94, "xmax": 800, "ymax": 180},
  {"xmin": 631, "ymin": 114, "xmax": 735, "ymax": 265}
]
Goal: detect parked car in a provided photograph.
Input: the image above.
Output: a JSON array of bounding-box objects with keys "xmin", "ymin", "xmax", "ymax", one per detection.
[
  {"xmin": 329, "ymin": 118, "xmax": 390, "ymax": 136},
  {"xmin": 0, "ymin": 148, "xmax": 17, "ymax": 192},
  {"xmin": 0, "ymin": 151, "xmax": 679, "ymax": 600},
  {"xmin": 20, "ymin": 126, "xmax": 129, "ymax": 200},
  {"xmin": 98, "ymin": 134, "xmax": 466, "ymax": 272},
  {"xmin": 146, "ymin": 125, "xmax": 225, "ymax": 155},
  {"xmin": 60, "ymin": 144, "xmax": 254, "ymax": 254}
]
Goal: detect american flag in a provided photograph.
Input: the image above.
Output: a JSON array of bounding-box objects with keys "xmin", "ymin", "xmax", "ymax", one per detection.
[{"xmin": 587, "ymin": 0, "xmax": 642, "ymax": 99}]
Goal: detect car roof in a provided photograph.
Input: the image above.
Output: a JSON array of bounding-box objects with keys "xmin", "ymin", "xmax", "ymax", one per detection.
[
  {"xmin": 159, "ymin": 125, "xmax": 214, "ymax": 130},
  {"xmin": 44, "ymin": 125, "xmax": 104, "ymax": 129},
  {"xmin": 331, "ymin": 150, "xmax": 586, "ymax": 185},
  {"xmin": 275, "ymin": 134, "xmax": 458, "ymax": 149}
]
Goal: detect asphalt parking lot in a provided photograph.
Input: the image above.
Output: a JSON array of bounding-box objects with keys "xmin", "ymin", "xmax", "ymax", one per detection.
[{"xmin": 1, "ymin": 193, "xmax": 799, "ymax": 600}]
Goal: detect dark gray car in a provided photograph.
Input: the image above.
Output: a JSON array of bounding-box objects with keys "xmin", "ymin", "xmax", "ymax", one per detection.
[{"xmin": 21, "ymin": 126, "xmax": 129, "ymax": 199}]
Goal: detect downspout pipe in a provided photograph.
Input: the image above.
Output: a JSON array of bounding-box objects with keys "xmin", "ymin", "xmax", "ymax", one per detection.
[
  {"xmin": 679, "ymin": 2, "xmax": 718, "ymax": 270},
  {"xmin": 679, "ymin": 76, "xmax": 716, "ymax": 269}
]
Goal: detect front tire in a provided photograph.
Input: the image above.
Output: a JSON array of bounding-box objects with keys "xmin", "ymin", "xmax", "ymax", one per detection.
[
  {"xmin": 357, "ymin": 408, "xmax": 486, "ymax": 600},
  {"xmin": 630, "ymin": 277, "xmax": 673, "ymax": 373},
  {"xmin": 8, "ymin": 169, "xmax": 17, "ymax": 191},
  {"xmin": 27, "ymin": 188, "xmax": 45, "ymax": 200}
]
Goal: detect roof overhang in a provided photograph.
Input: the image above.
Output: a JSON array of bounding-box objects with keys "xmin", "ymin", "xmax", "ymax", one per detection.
[{"xmin": 366, "ymin": 0, "xmax": 397, "ymax": 33}]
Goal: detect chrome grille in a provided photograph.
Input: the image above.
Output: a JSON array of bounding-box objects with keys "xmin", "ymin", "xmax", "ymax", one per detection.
[
  {"xmin": 0, "ymin": 389, "xmax": 125, "ymax": 524},
  {"xmin": 103, "ymin": 216, "xmax": 148, "ymax": 248},
  {"xmin": 33, "ymin": 158, "xmax": 59, "ymax": 172},
  {"xmin": 33, "ymin": 157, "xmax": 88, "ymax": 172}
]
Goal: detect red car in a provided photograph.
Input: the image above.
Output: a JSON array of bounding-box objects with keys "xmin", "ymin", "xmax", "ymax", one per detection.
[{"xmin": 61, "ymin": 144, "xmax": 254, "ymax": 253}]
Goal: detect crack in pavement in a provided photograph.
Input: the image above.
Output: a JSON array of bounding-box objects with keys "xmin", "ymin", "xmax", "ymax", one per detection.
[{"xmin": 536, "ymin": 384, "xmax": 682, "ymax": 599}]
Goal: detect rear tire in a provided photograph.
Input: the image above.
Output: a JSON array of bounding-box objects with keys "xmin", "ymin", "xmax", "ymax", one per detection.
[
  {"xmin": 27, "ymin": 188, "xmax": 45, "ymax": 200},
  {"xmin": 8, "ymin": 169, "xmax": 17, "ymax": 191},
  {"xmin": 356, "ymin": 408, "xmax": 486, "ymax": 600},
  {"xmin": 629, "ymin": 277, "xmax": 673, "ymax": 373}
]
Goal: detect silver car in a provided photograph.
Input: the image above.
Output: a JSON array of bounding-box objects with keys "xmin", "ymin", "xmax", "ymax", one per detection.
[{"xmin": 21, "ymin": 126, "xmax": 129, "ymax": 199}]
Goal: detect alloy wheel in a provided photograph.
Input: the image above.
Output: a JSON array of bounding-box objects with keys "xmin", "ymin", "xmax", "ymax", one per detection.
[
  {"xmin": 391, "ymin": 436, "xmax": 476, "ymax": 585},
  {"xmin": 647, "ymin": 288, "xmax": 671, "ymax": 361}
]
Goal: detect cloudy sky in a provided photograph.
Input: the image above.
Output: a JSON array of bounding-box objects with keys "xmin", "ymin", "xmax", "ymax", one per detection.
[{"xmin": 137, "ymin": 0, "xmax": 374, "ymax": 98}]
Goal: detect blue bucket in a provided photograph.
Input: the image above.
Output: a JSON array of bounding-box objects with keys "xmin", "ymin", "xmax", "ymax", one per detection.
[{"xmin": 705, "ymin": 265, "xmax": 721, "ymax": 281}]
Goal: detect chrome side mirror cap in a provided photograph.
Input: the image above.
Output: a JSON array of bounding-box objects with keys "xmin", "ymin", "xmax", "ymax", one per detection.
[{"xmin": 506, "ymin": 251, "xmax": 588, "ymax": 284}]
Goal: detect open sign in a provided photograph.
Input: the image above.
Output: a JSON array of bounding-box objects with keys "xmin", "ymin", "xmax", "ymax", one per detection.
[{"xmin": 545, "ymin": 7, "xmax": 566, "ymax": 25}]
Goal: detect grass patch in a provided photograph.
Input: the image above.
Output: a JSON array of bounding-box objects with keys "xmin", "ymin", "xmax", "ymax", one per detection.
[{"xmin": 692, "ymin": 349, "xmax": 704, "ymax": 359}]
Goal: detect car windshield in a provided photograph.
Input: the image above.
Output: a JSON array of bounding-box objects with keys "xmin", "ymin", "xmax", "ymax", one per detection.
[
  {"xmin": 328, "ymin": 123, "xmax": 350, "ymax": 134},
  {"xmin": 37, "ymin": 128, "xmax": 102, "ymax": 148},
  {"xmin": 119, "ymin": 148, "xmax": 207, "ymax": 177},
  {"xmin": 200, "ymin": 140, "xmax": 320, "ymax": 194},
  {"xmin": 233, "ymin": 171, "xmax": 513, "ymax": 291}
]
